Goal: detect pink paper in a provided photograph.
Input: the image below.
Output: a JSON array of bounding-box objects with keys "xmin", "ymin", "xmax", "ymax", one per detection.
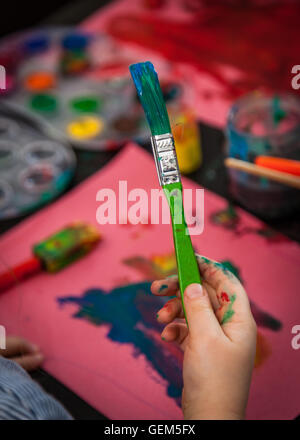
[{"xmin": 0, "ymin": 143, "xmax": 299, "ymax": 419}]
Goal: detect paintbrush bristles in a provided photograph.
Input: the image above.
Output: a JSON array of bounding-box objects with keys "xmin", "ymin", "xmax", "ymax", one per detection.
[{"xmin": 129, "ymin": 62, "xmax": 171, "ymax": 136}]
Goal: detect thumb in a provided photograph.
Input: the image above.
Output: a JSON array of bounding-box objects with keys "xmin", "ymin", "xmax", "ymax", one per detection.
[{"xmin": 184, "ymin": 284, "xmax": 222, "ymax": 340}]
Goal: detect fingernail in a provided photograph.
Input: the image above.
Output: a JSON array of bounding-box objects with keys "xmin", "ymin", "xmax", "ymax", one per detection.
[
  {"xmin": 185, "ymin": 283, "xmax": 204, "ymax": 299},
  {"xmin": 159, "ymin": 284, "xmax": 168, "ymax": 292}
]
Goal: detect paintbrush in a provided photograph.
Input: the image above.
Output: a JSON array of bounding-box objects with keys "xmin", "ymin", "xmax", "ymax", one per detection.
[
  {"xmin": 0, "ymin": 222, "xmax": 101, "ymax": 293},
  {"xmin": 130, "ymin": 61, "xmax": 201, "ymax": 323},
  {"xmin": 254, "ymin": 156, "xmax": 300, "ymax": 177},
  {"xmin": 225, "ymin": 157, "xmax": 300, "ymax": 190}
]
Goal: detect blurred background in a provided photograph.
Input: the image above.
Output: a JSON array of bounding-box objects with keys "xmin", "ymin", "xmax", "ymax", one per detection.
[{"xmin": 0, "ymin": 0, "xmax": 299, "ymax": 237}]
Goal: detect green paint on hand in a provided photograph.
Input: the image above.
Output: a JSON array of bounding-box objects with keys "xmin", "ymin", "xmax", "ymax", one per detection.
[
  {"xmin": 198, "ymin": 255, "xmax": 237, "ymax": 279},
  {"xmin": 221, "ymin": 294, "xmax": 237, "ymax": 324},
  {"xmin": 159, "ymin": 284, "xmax": 168, "ymax": 292}
]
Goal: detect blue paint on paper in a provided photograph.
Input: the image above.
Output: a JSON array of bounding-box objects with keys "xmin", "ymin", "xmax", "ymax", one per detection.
[{"xmin": 57, "ymin": 282, "xmax": 183, "ymax": 403}]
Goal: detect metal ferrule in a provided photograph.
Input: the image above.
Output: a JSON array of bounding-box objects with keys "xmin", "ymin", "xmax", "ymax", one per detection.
[{"xmin": 151, "ymin": 133, "xmax": 181, "ymax": 186}]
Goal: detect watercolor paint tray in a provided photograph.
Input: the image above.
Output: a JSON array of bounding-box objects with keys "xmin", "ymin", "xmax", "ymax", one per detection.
[
  {"xmin": 0, "ymin": 104, "xmax": 76, "ymax": 220},
  {"xmin": 0, "ymin": 27, "xmax": 182, "ymax": 151},
  {"xmin": 2, "ymin": 75, "xmax": 150, "ymax": 151}
]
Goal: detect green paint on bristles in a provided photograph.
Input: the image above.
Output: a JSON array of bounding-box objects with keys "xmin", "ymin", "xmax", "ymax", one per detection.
[{"xmin": 129, "ymin": 62, "xmax": 171, "ymax": 136}]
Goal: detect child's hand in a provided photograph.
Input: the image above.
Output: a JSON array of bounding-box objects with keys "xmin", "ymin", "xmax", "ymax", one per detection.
[
  {"xmin": 151, "ymin": 254, "xmax": 257, "ymax": 420},
  {"xmin": 0, "ymin": 336, "xmax": 43, "ymax": 371}
]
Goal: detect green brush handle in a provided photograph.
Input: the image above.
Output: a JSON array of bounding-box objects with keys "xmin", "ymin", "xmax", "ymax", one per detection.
[{"xmin": 163, "ymin": 182, "xmax": 201, "ymax": 324}]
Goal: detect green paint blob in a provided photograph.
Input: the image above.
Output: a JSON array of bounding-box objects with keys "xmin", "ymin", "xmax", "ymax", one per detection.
[
  {"xmin": 221, "ymin": 294, "xmax": 237, "ymax": 325},
  {"xmin": 30, "ymin": 94, "xmax": 57, "ymax": 113},
  {"xmin": 70, "ymin": 96, "xmax": 101, "ymax": 113},
  {"xmin": 159, "ymin": 284, "xmax": 168, "ymax": 292}
]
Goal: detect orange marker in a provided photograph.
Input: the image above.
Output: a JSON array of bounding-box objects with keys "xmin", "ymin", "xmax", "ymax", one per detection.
[{"xmin": 255, "ymin": 156, "xmax": 300, "ymax": 177}]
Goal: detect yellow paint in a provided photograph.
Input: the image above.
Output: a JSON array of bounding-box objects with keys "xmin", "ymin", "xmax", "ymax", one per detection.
[
  {"xmin": 172, "ymin": 110, "xmax": 202, "ymax": 174},
  {"xmin": 151, "ymin": 253, "xmax": 177, "ymax": 273},
  {"xmin": 67, "ymin": 116, "xmax": 103, "ymax": 139}
]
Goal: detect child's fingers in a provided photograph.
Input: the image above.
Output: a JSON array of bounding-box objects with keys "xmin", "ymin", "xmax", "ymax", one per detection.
[
  {"xmin": 161, "ymin": 321, "xmax": 188, "ymax": 350},
  {"xmin": 0, "ymin": 336, "xmax": 39, "ymax": 358},
  {"xmin": 196, "ymin": 255, "xmax": 241, "ymax": 291},
  {"xmin": 156, "ymin": 298, "xmax": 184, "ymax": 323},
  {"xmin": 151, "ymin": 277, "xmax": 219, "ymax": 317},
  {"xmin": 196, "ymin": 255, "xmax": 256, "ymax": 339},
  {"xmin": 202, "ymin": 280, "xmax": 220, "ymax": 312},
  {"xmin": 184, "ymin": 284, "xmax": 224, "ymax": 342},
  {"xmin": 12, "ymin": 353, "xmax": 44, "ymax": 371},
  {"xmin": 151, "ymin": 277, "xmax": 180, "ymax": 297}
]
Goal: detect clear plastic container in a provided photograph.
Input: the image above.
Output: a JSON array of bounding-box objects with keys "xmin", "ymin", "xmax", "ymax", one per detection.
[{"xmin": 226, "ymin": 93, "xmax": 300, "ymax": 218}]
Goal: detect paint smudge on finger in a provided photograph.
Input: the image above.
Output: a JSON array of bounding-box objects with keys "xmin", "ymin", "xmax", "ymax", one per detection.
[
  {"xmin": 221, "ymin": 293, "xmax": 237, "ymax": 325},
  {"xmin": 221, "ymin": 292, "xmax": 230, "ymax": 303}
]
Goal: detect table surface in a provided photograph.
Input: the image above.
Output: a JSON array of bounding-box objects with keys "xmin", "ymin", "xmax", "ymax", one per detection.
[{"xmin": 1, "ymin": 0, "xmax": 299, "ymax": 420}]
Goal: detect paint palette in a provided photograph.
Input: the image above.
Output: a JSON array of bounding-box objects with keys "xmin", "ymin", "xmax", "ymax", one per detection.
[
  {"xmin": 0, "ymin": 104, "xmax": 76, "ymax": 220},
  {"xmin": 0, "ymin": 27, "xmax": 182, "ymax": 150},
  {"xmin": 3, "ymin": 75, "xmax": 149, "ymax": 150}
]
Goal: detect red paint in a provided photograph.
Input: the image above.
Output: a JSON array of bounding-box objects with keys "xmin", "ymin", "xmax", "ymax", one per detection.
[
  {"xmin": 107, "ymin": 2, "xmax": 300, "ymax": 98},
  {"xmin": 221, "ymin": 292, "xmax": 230, "ymax": 302}
]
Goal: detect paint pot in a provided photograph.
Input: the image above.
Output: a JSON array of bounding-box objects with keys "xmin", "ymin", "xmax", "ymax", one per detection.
[
  {"xmin": 60, "ymin": 33, "xmax": 91, "ymax": 76},
  {"xmin": 21, "ymin": 141, "xmax": 66, "ymax": 167},
  {"xmin": 0, "ymin": 180, "xmax": 13, "ymax": 211},
  {"xmin": 24, "ymin": 71, "xmax": 56, "ymax": 92},
  {"xmin": 29, "ymin": 93, "xmax": 58, "ymax": 113},
  {"xmin": 226, "ymin": 93, "xmax": 300, "ymax": 218},
  {"xmin": 61, "ymin": 33, "xmax": 90, "ymax": 51},
  {"xmin": 67, "ymin": 115, "xmax": 103, "ymax": 140},
  {"xmin": 0, "ymin": 117, "xmax": 19, "ymax": 138},
  {"xmin": 70, "ymin": 96, "xmax": 101, "ymax": 113},
  {"xmin": 0, "ymin": 140, "xmax": 18, "ymax": 170},
  {"xmin": 171, "ymin": 109, "xmax": 202, "ymax": 174},
  {"xmin": 0, "ymin": 108, "xmax": 76, "ymax": 220},
  {"xmin": 19, "ymin": 162, "xmax": 57, "ymax": 194},
  {"xmin": 23, "ymin": 34, "xmax": 50, "ymax": 55},
  {"xmin": 112, "ymin": 114, "xmax": 140, "ymax": 134}
]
